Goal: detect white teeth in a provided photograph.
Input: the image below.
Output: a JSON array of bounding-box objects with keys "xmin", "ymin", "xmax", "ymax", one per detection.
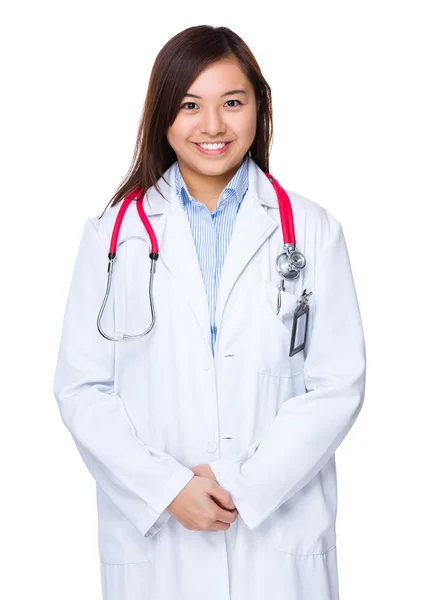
[{"xmin": 198, "ymin": 142, "xmax": 227, "ymax": 150}]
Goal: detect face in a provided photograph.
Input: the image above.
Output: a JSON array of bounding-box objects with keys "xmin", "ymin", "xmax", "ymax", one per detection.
[{"xmin": 166, "ymin": 58, "xmax": 258, "ymax": 181}]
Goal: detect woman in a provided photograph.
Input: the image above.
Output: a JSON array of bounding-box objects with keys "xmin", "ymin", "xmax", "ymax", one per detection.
[{"xmin": 53, "ymin": 24, "xmax": 366, "ymax": 600}]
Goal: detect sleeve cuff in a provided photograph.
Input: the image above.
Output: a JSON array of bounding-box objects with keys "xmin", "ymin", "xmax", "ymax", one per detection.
[
  {"xmin": 144, "ymin": 508, "xmax": 171, "ymax": 538},
  {"xmin": 144, "ymin": 466, "xmax": 195, "ymax": 538}
]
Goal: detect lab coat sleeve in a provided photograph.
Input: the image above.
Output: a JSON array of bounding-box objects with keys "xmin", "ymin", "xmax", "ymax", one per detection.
[
  {"xmin": 53, "ymin": 218, "xmax": 194, "ymax": 538},
  {"xmin": 208, "ymin": 212, "xmax": 366, "ymax": 530}
]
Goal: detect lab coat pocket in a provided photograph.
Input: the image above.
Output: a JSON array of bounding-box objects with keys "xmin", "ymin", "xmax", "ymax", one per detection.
[
  {"xmin": 263, "ymin": 460, "xmax": 338, "ymax": 555},
  {"xmin": 96, "ymin": 485, "xmax": 157, "ymax": 564},
  {"xmin": 250, "ymin": 281, "xmax": 305, "ymax": 377}
]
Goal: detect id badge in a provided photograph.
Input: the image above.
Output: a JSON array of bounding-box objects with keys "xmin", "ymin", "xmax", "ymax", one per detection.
[{"xmin": 289, "ymin": 289, "xmax": 312, "ymax": 357}]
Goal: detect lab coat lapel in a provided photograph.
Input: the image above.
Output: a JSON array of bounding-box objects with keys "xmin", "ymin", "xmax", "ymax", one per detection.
[
  {"xmin": 143, "ymin": 158, "xmax": 280, "ymax": 356},
  {"xmin": 214, "ymin": 158, "xmax": 280, "ymax": 335},
  {"xmin": 143, "ymin": 164, "xmax": 214, "ymax": 352}
]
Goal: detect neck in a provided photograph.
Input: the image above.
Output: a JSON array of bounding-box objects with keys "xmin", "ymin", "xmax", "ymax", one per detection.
[{"xmin": 178, "ymin": 159, "xmax": 243, "ymax": 205}]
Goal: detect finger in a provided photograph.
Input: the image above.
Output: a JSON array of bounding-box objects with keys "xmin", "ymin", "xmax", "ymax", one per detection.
[
  {"xmin": 213, "ymin": 497, "xmax": 237, "ymax": 511},
  {"xmin": 213, "ymin": 505, "xmax": 238, "ymax": 524},
  {"xmin": 209, "ymin": 490, "xmax": 236, "ymax": 510},
  {"xmin": 203, "ymin": 495, "xmax": 236, "ymax": 523}
]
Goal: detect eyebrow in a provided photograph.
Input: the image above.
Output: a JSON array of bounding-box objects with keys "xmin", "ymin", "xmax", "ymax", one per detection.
[{"xmin": 183, "ymin": 89, "xmax": 247, "ymax": 99}]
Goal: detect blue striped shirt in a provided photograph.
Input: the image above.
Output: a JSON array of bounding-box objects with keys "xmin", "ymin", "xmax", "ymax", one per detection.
[{"xmin": 174, "ymin": 157, "xmax": 249, "ymax": 356}]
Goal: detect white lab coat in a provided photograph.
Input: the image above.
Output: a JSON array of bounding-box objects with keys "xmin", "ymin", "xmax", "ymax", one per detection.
[{"xmin": 53, "ymin": 157, "xmax": 366, "ymax": 600}]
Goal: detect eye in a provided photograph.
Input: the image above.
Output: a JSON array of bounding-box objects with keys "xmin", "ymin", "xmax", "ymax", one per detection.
[
  {"xmin": 225, "ymin": 99, "xmax": 242, "ymax": 107},
  {"xmin": 180, "ymin": 102, "xmax": 199, "ymax": 110},
  {"xmin": 179, "ymin": 99, "xmax": 243, "ymax": 110}
]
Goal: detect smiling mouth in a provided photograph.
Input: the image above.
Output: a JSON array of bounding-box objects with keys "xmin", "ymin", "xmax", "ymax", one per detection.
[
  {"xmin": 194, "ymin": 141, "xmax": 232, "ymax": 146},
  {"xmin": 193, "ymin": 141, "xmax": 233, "ymax": 154}
]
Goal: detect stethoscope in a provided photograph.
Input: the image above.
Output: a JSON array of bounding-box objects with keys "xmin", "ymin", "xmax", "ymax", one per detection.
[{"xmin": 97, "ymin": 171, "xmax": 311, "ymax": 356}]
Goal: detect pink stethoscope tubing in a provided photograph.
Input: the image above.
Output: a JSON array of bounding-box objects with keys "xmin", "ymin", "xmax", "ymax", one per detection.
[{"xmin": 97, "ymin": 171, "xmax": 306, "ymax": 342}]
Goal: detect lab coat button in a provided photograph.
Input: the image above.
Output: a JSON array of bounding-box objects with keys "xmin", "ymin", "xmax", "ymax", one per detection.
[{"xmin": 206, "ymin": 441, "xmax": 218, "ymax": 453}]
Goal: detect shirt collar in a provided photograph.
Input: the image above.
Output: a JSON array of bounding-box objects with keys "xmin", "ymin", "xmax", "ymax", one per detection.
[{"xmin": 174, "ymin": 156, "xmax": 249, "ymax": 211}]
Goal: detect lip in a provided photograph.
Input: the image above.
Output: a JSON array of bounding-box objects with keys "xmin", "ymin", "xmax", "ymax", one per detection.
[{"xmin": 193, "ymin": 141, "xmax": 232, "ymax": 156}]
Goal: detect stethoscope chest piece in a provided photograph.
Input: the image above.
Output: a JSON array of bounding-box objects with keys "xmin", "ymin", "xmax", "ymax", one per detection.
[
  {"xmin": 275, "ymin": 251, "xmax": 300, "ymax": 281},
  {"xmin": 275, "ymin": 243, "xmax": 307, "ymax": 282}
]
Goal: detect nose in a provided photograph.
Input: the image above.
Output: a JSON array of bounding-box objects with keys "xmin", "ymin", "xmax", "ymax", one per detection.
[{"xmin": 199, "ymin": 107, "xmax": 226, "ymax": 136}]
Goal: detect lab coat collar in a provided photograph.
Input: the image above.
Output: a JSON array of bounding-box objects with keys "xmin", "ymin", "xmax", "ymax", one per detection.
[
  {"xmin": 129, "ymin": 157, "xmax": 280, "ymax": 357},
  {"xmin": 143, "ymin": 156, "xmax": 279, "ymax": 215}
]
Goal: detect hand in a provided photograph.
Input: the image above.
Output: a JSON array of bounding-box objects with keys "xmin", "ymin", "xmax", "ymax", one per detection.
[
  {"xmin": 189, "ymin": 464, "xmax": 238, "ymax": 513},
  {"xmin": 166, "ymin": 475, "xmax": 238, "ymax": 531}
]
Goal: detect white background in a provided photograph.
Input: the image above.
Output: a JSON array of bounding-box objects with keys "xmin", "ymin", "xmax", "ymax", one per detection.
[{"xmin": 1, "ymin": 1, "xmax": 432, "ymax": 598}]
